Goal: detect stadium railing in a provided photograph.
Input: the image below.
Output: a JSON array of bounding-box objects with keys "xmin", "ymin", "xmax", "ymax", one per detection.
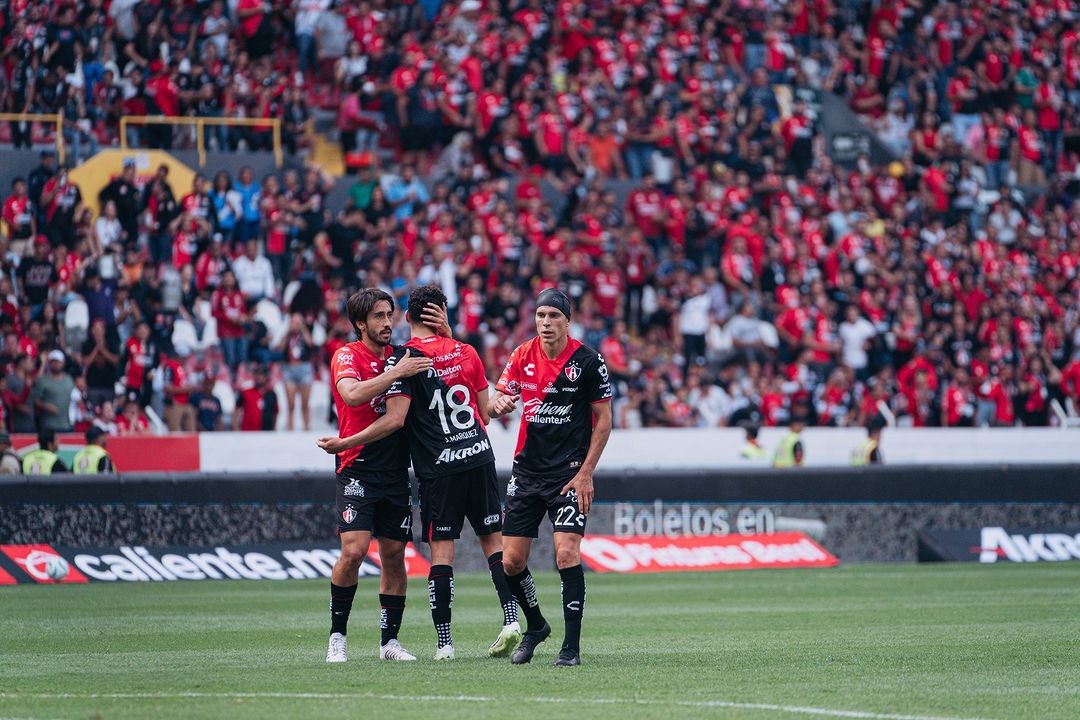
[
  {"xmin": 0, "ymin": 113, "xmax": 66, "ymax": 163},
  {"xmin": 119, "ymin": 115, "xmax": 283, "ymax": 168}
]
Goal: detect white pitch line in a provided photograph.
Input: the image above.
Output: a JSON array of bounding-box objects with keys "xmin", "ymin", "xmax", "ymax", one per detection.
[{"xmin": 0, "ymin": 691, "xmax": 992, "ymax": 720}]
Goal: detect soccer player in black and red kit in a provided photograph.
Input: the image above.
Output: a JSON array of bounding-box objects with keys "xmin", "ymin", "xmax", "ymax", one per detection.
[
  {"xmin": 490, "ymin": 288, "xmax": 613, "ymax": 666},
  {"xmin": 325, "ymin": 285, "xmax": 522, "ymax": 661},
  {"xmin": 317, "ymin": 288, "xmax": 436, "ymax": 663}
]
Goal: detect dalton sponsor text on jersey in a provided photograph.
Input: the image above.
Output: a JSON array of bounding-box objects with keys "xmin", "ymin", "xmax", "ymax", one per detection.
[
  {"xmin": 384, "ymin": 335, "xmax": 494, "ymax": 478},
  {"xmin": 496, "ymin": 337, "xmax": 612, "ymax": 478},
  {"xmin": 330, "ymin": 341, "xmax": 409, "ymax": 472}
]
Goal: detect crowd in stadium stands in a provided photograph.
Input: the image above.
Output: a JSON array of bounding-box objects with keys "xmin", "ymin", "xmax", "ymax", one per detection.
[{"xmin": 2, "ymin": 0, "xmax": 1080, "ymax": 435}]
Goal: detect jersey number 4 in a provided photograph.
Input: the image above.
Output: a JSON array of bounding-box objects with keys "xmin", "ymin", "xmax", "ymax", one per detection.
[{"xmin": 428, "ymin": 384, "xmax": 475, "ymax": 434}]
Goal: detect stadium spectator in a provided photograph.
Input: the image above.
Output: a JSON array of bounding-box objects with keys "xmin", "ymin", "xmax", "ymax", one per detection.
[
  {"xmin": 279, "ymin": 313, "xmax": 315, "ymax": 431},
  {"xmin": 32, "ymin": 350, "xmax": 75, "ymax": 433},
  {"xmin": 233, "ymin": 363, "xmax": 278, "ymax": 431},
  {"xmin": 190, "ymin": 374, "xmax": 224, "ymax": 432},
  {"xmin": 0, "ymin": 430, "xmax": 20, "ymax": 474}
]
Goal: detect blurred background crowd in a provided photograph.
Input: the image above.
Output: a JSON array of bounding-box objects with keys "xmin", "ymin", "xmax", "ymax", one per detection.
[{"xmin": 1, "ymin": 0, "xmax": 1080, "ymax": 433}]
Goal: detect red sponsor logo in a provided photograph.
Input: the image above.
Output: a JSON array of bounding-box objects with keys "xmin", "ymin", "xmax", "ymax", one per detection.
[
  {"xmin": 365, "ymin": 540, "xmax": 431, "ymax": 577},
  {"xmin": 579, "ymin": 532, "xmax": 839, "ymax": 573},
  {"xmin": 0, "ymin": 544, "xmax": 89, "ymax": 583}
]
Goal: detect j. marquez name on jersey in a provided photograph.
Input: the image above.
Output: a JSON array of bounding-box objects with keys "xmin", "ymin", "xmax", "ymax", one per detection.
[
  {"xmin": 522, "ymin": 398, "xmax": 573, "ymax": 424},
  {"xmin": 435, "ymin": 438, "xmax": 492, "ymax": 464},
  {"xmin": 446, "ymin": 428, "xmax": 479, "ymax": 443}
]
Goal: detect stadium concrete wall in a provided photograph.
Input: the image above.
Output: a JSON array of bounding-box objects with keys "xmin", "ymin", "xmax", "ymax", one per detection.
[
  {"xmin": 3, "ymin": 466, "xmax": 1079, "ymax": 569},
  {"xmin": 198, "ymin": 427, "xmax": 1080, "ymax": 473}
]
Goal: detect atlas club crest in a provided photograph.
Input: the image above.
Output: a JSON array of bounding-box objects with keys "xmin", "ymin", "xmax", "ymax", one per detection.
[
  {"xmin": 342, "ymin": 505, "xmax": 357, "ymax": 524},
  {"xmin": 564, "ymin": 362, "xmax": 581, "ymax": 382}
]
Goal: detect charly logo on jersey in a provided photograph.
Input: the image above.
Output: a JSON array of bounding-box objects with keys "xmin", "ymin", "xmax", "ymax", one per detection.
[
  {"xmin": 342, "ymin": 505, "xmax": 357, "ymax": 524},
  {"xmin": 524, "ymin": 363, "xmax": 535, "ymax": 377},
  {"xmin": 564, "ymin": 361, "xmax": 581, "ymax": 382},
  {"xmin": 506, "ymin": 476, "xmax": 518, "ymax": 496},
  {"xmin": 343, "ymin": 478, "xmax": 365, "ymax": 497}
]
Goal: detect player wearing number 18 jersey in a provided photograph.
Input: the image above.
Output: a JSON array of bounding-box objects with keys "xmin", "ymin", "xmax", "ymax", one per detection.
[
  {"xmin": 489, "ymin": 288, "xmax": 612, "ymax": 667},
  {"xmin": 328, "ymin": 285, "xmax": 521, "ymax": 661}
]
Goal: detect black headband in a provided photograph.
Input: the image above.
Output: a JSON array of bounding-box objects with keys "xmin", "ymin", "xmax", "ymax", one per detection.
[{"xmin": 536, "ymin": 288, "xmax": 572, "ymax": 320}]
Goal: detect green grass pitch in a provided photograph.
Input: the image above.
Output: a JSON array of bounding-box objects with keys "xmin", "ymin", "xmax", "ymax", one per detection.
[{"xmin": 1, "ymin": 563, "xmax": 1078, "ymax": 720}]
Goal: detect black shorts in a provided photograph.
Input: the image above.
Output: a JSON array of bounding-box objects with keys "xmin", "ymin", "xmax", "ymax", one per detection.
[
  {"xmin": 335, "ymin": 466, "xmax": 413, "ymax": 542},
  {"xmin": 502, "ymin": 473, "xmax": 587, "ymax": 538},
  {"xmin": 418, "ymin": 461, "xmax": 503, "ymax": 543}
]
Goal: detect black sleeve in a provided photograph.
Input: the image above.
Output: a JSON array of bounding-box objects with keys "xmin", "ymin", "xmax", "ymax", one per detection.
[
  {"xmin": 99, "ymin": 455, "xmax": 114, "ymax": 473},
  {"xmin": 52, "ymin": 458, "xmax": 68, "ymax": 473},
  {"xmin": 869, "ymin": 447, "xmax": 882, "ymax": 465},
  {"xmin": 383, "ymin": 347, "xmax": 413, "ymax": 399},
  {"xmin": 586, "ymin": 350, "xmax": 613, "ymax": 404}
]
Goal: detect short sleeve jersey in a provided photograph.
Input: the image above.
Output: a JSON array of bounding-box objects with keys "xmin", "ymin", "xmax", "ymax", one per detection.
[
  {"xmin": 496, "ymin": 337, "xmax": 612, "ymax": 480},
  {"xmin": 384, "ymin": 335, "xmax": 493, "ymax": 479},
  {"xmin": 331, "ymin": 341, "xmax": 409, "ymax": 473}
]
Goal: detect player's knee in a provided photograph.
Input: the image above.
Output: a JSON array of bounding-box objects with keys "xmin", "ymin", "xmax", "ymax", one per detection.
[
  {"xmin": 377, "ymin": 542, "xmax": 406, "ymax": 568},
  {"xmin": 555, "ymin": 546, "xmax": 581, "ymax": 569},
  {"xmin": 502, "ymin": 549, "xmax": 526, "ymax": 575},
  {"xmin": 338, "ymin": 543, "xmax": 368, "ymax": 570}
]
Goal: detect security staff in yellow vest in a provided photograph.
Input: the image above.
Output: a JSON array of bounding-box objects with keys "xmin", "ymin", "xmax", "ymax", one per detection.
[
  {"xmin": 739, "ymin": 423, "xmax": 768, "ymax": 459},
  {"xmin": 772, "ymin": 414, "xmax": 807, "ymax": 468},
  {"xmin": 73, "ymin": 426, "xmax": 115, "ymax": 474},
  {"xmin": 851, "ymin": 415, "xmax": 886, "ymax": 466},
  {"xmin": 22, "ymin": 429, "xmax": 68, "ymax": 475}
]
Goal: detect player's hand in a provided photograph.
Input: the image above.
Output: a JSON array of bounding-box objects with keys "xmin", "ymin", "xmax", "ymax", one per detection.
[
  {"xmin": 491, "ymin": 393, "xmax": 519, "ymax": 417},
  {"xmin": 316, "ymin": 436, "xmax": 346, "ymax": 454},
  {"xmin": 421, "ymin": 302, "xmax": 452, "ymax": 338},
  {"xmin": 391, "ymin": 353, "xmax": 433, "ymax": 378},
  {"xmin": 562, "ymin": 469, "xmax": 594, "ymax": 515}
]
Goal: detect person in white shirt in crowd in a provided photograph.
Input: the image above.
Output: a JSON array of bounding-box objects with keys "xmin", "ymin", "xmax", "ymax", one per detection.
[
  {"xmin": 93, "ymin": 200, "xmax": 124, "ymax": 254},
  {"xmin": 838, "ymin": 303, "xmax": 878, "ymax": 381},
  {"xmin": 232, "ymin": 239, "xmax": 276, "ymax": 302},
  {"xmin": 676, "ymin": 277, "xmax": 712, "ymax": 376},
  {"xmin": 727, "ymin": 302, "xmax": 769, "ymax": 364}
]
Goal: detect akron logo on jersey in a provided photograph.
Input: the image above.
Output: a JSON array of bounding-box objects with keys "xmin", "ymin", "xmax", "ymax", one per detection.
[
  {"xmin": 342, "ymin": 505, "xmax": 357, "ymax": 524},
  {"xmin": 343, "ymin": 478, "xmax": 365, "ymax": 497},
  {"xmin": 564, "ymin": 362, "xmax": 581, "ymax": 382}
]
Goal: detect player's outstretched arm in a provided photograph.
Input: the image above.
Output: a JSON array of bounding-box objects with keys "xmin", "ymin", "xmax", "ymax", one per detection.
[
  {"xmin": 489, "ymin": 391, "xmax": 520, "ymax": 418},
  {"xmin": 317, "ymin": 397, "xmax": 412, "ymax": 454},
  {"xmin": 337, "ymin": 354, "xmax": 432, "ymax": 407},
  {"xmin": 561, "ymin": 401, "xmax": 613, "ymax": 515},
  {"xmin": 475, "ymin": 385, "xmax": 492, "ymax": 426}
]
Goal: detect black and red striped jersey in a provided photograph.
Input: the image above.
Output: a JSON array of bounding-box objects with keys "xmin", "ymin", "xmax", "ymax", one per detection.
[
  {"xmin": 384, "ymin": 335, "xmax": 494, "ymax": 479},
  {"xmin": 496, "ymin": 336, "xmax": 612, "ymax": 479},
  {"xmin": 330, "ymin": 341, "xmax": 409, "ymax": 473}
]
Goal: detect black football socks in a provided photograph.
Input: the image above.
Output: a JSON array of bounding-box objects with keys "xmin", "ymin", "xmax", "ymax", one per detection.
[
  {"xmin": 428, "ymin": 565, "xmax": 454, "ymax": 648},
  {"xmin": 379, "ymin": 593, "xmax": 405, "ymax": 646},
  {"xmin": 329, "ymin": 582, "xmax": 357, "ymax": 635},
  {"xmin": 506, "ymin": 565, "xmax": 546, "ymax": 632},
  {"xmin": 487, "ymin": 552, "xmax": 520, "ymax": 627},
  {"xmin": 559, "ymin": 564, "xmax": 585, "ymax": 654}
]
